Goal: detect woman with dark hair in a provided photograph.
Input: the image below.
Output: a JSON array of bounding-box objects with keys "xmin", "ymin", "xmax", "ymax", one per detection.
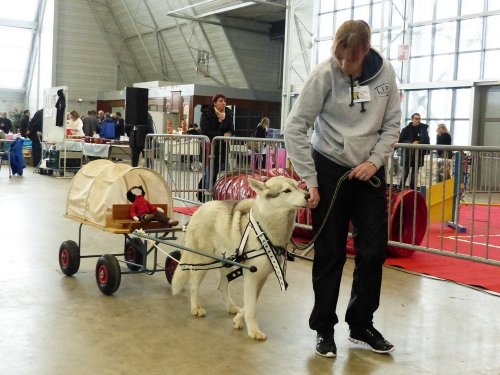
[
  {"xmin": 199, "ymin": 94, "xmax": 234, "ymax": 198},
  {"xmin": 66, "ymin": 110, "xmax": 84, "ymax": 137}
]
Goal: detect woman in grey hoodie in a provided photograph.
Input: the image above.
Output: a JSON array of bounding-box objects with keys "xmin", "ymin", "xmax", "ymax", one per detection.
[{"xmin": 284, "ymin": 20, "xmax": 401, "ymax": 358}]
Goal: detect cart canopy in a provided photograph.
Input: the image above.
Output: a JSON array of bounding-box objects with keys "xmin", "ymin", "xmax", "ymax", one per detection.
[{"xmin": 66, "ymin": 159, "xmax": 173, "ymax": 227}]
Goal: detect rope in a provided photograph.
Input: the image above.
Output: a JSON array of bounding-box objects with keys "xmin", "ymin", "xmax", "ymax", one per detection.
[{"xmin": 291, "ymin": 171, "xmax": 382, "ymax": 253}]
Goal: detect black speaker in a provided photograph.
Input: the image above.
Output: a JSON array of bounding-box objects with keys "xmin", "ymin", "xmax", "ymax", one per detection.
[{"xmin": 125, "ymin": 87, "xmax": 148, "ymax": 125}]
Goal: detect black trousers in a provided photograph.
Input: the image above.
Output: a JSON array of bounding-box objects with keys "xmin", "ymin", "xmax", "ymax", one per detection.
[
  {"xmin": 309, "ymin": 151, "xmax": 388, "ymax": 335},
  {"xmin": 29, "ymin": 134, "xmax": 42, "ymax": 167}
]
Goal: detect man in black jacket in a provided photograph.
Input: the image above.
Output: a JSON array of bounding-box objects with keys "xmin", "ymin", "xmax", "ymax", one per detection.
[
  {"xmin": 20, "ymin": 110, "xmax": 31, "ymax": 137},
  {"xmin": 398, "ymin": 113, "xmax": 430, "ymax": 189},
  {"xmin": 27, "ymin": 109, "xmax": 43, "ymax": 167},
  {"xmin": 0, "ymin": 112, "xmax": 12, "ymax": 134}
]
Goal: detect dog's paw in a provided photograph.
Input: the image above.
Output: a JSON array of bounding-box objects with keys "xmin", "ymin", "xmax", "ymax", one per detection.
[
  {"xmin": 191, "ymin": 306, "xmax": 206, "ymax": 317},
  {"xmin": 227, "ymin": 304, "xmax": 241, "ymax": 315},
  {"xmin": 248, "ymin": 330, "xmax": 267, "ymax": 341},
  {"xmin": 233, "ymin": 314, "xmax": 244, "ymax": 330}
]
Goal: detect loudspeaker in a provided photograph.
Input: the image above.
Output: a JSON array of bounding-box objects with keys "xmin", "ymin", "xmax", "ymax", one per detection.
[{"xmin": 125, "ymin": 87, "xmax": 148, "ymax": 125}]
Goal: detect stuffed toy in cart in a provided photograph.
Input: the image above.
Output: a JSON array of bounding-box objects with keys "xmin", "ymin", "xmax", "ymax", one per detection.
[{"xmin": 127, "ymin": 186, "xmax": 178, "ymax": 227}]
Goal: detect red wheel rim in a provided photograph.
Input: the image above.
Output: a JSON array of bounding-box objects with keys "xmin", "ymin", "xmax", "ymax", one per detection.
[
  {"xmin": 98, "ymin": 265, "xmax": 108, "ymax": 285},
  {"xmin": 60, "ymin": 249, "xmax": 69, "ymax": 267},
  {"xmin": 125, "ymin": 247, "xmax": 135, "ymax": 262}
]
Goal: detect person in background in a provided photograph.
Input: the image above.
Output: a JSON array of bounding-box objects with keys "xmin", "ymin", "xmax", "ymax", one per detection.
[
  {"xmin": 20, "ymin": 110, "xmax": 30, "ymax": 137},
  {"xmin": 27, "ymin": 109, "xmax": 43, "ymax": 167},
  {"xmin": 254, "ymin": 116, "xmax": 270, "ymax": 169},
  {"xmin": 436, "ymin": 123, "xmax": 452, "ymax": 158},
  {"xmin": 187, "ymin": 123, "xmax": 200, "ymax": 135},
  {"xmin": 97, "ymin": 110, "xmax": 105, "ymax": 134},
  {"xmin": 126, "ymin": 112, "xmax": 155, "ymax": 167},
  {"xmin": 99, "ymin": 112, "xmax": 116, "ymax": 139},
  {"xmin": 199, "ymin": 93, "xmax": 234, "ymax": 200},
  {"xmin": 66, "ymin": 110, "xmax": 84, "ymax": 137},
  {"xmin": 398, "ymin": 113, "xmax": 430, "ymax": 188},
  {"xmin": 115, "ymin": 112, "xmax": 125, "ymax": 139},
  {"xmin": 82, "ymin": 109, "xmax": 99, "ymax": 137},
  {"xmin": 0, "ymin": 112, "xmax": 12, "ymax": 133},
  {"xmin": 284, "ymin": 20, "xmax": 400, "ymax": 358}
]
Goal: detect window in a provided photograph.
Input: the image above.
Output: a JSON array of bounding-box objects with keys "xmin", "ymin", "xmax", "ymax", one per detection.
[
  {"xmin": 434, "ymin": 22, "xmax": 457, "ymax": 54},
  {"xmin": 0, "ymin": 1, "xmax": 41, "ymax": 90},
  {"xmin": 312, "ymin": 0, "xmax": 495, "ymax": 146}
]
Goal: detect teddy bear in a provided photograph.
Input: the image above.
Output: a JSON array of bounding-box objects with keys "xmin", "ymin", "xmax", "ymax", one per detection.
[{"xmin": 126, "ymin": 185, "xmax": 178, "ymax": 227}]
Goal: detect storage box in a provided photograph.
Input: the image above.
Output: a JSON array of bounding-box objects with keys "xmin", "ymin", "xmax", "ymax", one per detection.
[{"xmin": 47, "ymin": 150, "xmax": 82, "ymax": 169}]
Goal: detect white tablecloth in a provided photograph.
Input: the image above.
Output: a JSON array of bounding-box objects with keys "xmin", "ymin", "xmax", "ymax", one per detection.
[{"xmin": 64, "ymin": 141, "xmax": 110, "ymax": 158}]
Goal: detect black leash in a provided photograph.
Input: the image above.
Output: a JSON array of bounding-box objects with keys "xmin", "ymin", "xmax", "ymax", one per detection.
[{"xmin": 290, "ymin": 171, "xmax": 382, "ymax": 254}]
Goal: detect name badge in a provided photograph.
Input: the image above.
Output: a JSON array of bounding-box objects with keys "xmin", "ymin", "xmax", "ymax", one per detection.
[{"xmin": 351, "ymin": 85, "xmax": 371, "ymax": 103}]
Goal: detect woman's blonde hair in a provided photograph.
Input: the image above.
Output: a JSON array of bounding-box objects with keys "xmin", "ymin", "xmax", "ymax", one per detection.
[
  {"xmin": 259, "ymin": 117, "xmax": 270, "ymax": 127},
  {"xmin": 437, "ymin": 123, "xmax": 449, "ymax": 133},
  {"xmin": 331, "ymin": 20, "xmax": 371, "ymax": 60}
]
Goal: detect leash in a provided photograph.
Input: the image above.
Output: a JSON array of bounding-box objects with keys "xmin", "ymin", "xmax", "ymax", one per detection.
[{"xmin": 290, "ymin": 171, "xmax": 382, "ymax": 253}]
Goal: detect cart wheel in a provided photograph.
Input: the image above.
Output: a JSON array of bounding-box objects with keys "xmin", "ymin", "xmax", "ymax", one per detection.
[
  {"xmin": 95, "ymin": 254, "xmax": 121, "ymax": 295},
  {"xmin": 59, "ymin": 240, "xmax": 80, "ymax": 276},
  {"xmin": 124, "ymin": 238, "xmax": 144, "ymax": 271},
  {"xmin": 165, "ymin": 250, "xmax": 181, "ymax": 285}
]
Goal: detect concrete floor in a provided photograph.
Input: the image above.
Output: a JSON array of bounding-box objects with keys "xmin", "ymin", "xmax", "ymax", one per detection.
[{"xmin": 1, "ymin": 166, "xmax": 499, "ymax": 375}]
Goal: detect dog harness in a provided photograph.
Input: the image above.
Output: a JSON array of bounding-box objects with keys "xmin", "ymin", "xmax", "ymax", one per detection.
[{"xmin": 178, "ymin": 209, "xmax": 288, "ymax": 290}]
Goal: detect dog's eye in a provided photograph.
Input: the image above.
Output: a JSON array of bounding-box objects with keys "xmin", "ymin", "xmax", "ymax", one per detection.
[{"xmin": 283, "ymin": 189, "xmax": 291, "ymax": 193}]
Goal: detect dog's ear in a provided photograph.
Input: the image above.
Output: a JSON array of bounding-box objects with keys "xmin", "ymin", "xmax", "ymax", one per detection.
[{"xmin": 247, "ymin": 177, "xmax": 266, "ymax": 194}]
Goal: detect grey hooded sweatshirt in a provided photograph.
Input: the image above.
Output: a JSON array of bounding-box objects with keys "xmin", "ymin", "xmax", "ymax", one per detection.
[{"xmin": 284, "ymin": 49, "xmax": 401, "ymax": 189}]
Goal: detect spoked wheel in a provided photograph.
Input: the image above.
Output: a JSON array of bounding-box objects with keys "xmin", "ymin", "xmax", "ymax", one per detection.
[
  {"xmin": 165, "ymin": 250, "xmax": 181, "ymax": 285},
  {"xmin": 124, "ymin": 238, "xmax": 145, "ymax": 271},
  {"xmin": 95, "ymin": 254, "xmax": 121, "ymax": 295},
  {"xmin": 59, "ymin": 240, "xmax": 80, "ymax": 276}
]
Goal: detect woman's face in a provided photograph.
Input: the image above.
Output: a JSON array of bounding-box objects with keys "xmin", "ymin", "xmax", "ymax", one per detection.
[
  {"xmin": 214, "ymin": 97, "xmax": 226, "ymax": 112},
  {"xmin": 335, "ymin": 46, "xmax": 368, "ymax": 77}
]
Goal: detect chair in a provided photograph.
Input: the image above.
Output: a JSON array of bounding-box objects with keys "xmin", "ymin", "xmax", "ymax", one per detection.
[{"xmin": 0, "ymin": 140, "xmax": 12, "ymax": 178}]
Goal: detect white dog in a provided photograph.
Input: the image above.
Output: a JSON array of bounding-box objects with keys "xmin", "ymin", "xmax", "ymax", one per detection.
[{"xmin": 171, "ymin": 176, "xmax": 310, "ymax": 340}]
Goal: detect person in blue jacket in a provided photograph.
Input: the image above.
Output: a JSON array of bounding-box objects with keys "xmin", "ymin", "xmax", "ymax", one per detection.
[{"xmin": 99, "ymin": 112, "xmax": 116, "ymax": 139}]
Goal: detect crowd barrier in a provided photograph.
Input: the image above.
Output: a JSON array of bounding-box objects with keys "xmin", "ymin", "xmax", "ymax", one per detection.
[{"xmin": 145, "ymin": 134, "xmax": 500, "ymax": 267}]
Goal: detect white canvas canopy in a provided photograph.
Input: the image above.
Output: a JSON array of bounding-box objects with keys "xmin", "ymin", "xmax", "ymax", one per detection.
[{"xmin": 66, "ymin": 159, "xmax": 173, "ymax": 227}]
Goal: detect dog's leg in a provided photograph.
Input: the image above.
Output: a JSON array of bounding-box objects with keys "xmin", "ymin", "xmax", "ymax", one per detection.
[
  {"xmin": 242, "ymin": 273, "xmax": 269, "ymax": 341},
  {"xmin": 190, "ymin": 269, "xmax": 208, "ymax": 317},
  {"xmin": 218, "ymin": 269, "xmax": 241, "ymax": 315}
]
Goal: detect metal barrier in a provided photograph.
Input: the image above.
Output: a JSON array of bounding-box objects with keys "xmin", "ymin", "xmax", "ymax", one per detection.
[
  {"xmin": 389, "ymin": 144, "xmax": 500, "ymax": 266},
  {"xmin": 146, "ymin": 134, "xmax": 500, "ymax": 267},
  {"xmin": 145, "ymin": 134, "xmax": 210, "ymax": 204}
]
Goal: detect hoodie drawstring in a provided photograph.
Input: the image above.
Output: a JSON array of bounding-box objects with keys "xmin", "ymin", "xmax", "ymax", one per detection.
[
  {"xmin": 349, "ymin": 75, "xmax": 367, "ymax": 113},
  {"xmin": 349, "ymin": 75, "xmax": 355, "ymax": 107}
]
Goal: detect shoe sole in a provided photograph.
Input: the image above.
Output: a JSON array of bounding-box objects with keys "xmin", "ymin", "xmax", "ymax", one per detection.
[
  {"xmin": 348, "ymin": 337, "xmax": 395, "ymax": 354},
  {"xmin": 315, "ymin": 349, "xmax": 336, "ymax": 358}
]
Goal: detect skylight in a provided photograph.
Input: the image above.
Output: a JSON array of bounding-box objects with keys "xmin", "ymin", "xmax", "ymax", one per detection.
[{"xmin": 0, "ymin": 0, "xmax": 40, "ymax": 90}]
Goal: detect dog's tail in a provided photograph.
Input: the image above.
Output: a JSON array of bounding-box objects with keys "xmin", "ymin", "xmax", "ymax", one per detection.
[{"xmin": 171, "ymin": 260, "xmax": 190, "ymax": 295}]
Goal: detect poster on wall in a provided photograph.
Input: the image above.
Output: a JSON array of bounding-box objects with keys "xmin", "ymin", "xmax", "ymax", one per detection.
[{"xmin": 43, "ymin": 86, "xmax": 68, "ymax": 143}]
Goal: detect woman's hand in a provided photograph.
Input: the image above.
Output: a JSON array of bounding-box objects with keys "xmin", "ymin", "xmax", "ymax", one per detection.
[
  {"xmin": 349, "ymin": 161, "xmax": 377, "ymax": 181},
  {"xmin": 308, "ymin": 187, "xmax": 320, "ymax": 208}
]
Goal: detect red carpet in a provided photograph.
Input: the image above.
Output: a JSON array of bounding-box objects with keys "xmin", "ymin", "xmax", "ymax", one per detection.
[
  {"xmin": 175, "ymin": 205, "xmax": 500, "ymax": 293},
  {"xmin": 385, "ymin": 252, "xmax": 500, "ymax": 293}
]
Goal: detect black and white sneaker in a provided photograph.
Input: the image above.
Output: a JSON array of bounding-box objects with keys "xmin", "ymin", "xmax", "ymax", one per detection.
[
  {"xmin": 349, "ymin": 326, "xmax": 394, "ymax": 354},
  {"xmin": 316, "ymin": 332, "xmax": 337, "ymax": 358}
]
